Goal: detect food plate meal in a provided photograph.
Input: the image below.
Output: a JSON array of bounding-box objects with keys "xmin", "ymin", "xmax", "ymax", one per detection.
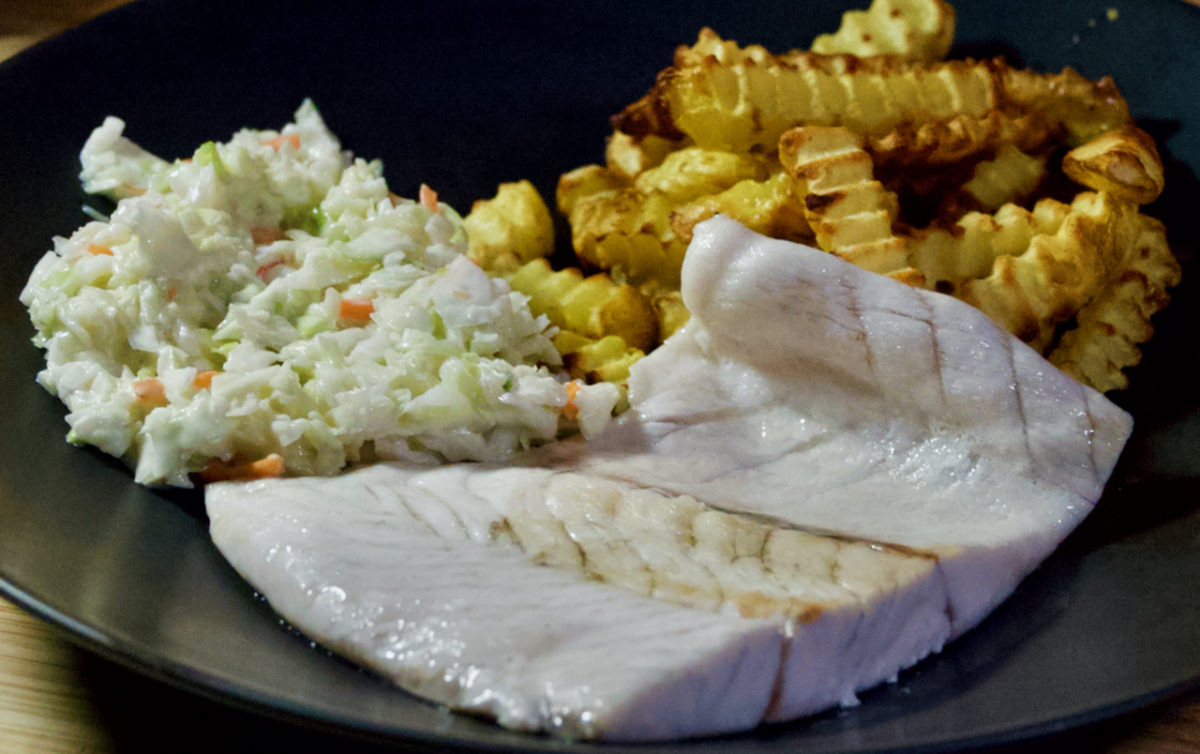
[{"xmin": 2, "ymin": 0, "xmax": 1199, "ymax": 750}]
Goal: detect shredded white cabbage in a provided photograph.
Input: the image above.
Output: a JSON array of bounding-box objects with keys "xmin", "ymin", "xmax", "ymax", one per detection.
[{"xmin": 21, "ymin": 101, "xmax": 617, "ymax": 486}]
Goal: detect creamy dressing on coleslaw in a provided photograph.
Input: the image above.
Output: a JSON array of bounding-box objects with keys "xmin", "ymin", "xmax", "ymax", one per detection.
[{"xmin": 21, "ymin": 101, "xmax": 617, "ymax": 486}]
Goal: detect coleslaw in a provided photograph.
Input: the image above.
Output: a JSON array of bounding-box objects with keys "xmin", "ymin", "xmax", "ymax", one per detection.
[{"xmin": 21, "ymin": 101, "xmax": 617, "ymax": 486}]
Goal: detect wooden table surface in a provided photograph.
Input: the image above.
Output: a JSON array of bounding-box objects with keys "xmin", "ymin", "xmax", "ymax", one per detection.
[{"xmin": 2, "ymin": 2, "xmax": 1200, "ymax": 752}]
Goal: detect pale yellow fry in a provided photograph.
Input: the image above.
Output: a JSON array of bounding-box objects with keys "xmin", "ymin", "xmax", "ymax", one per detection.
[
  {"xmin": 507, "ymin": 259, "xmax": 659, "ymax": 352},
  {"xmin": 937, "ymin": 144, "xmax": 1048, "ymax": 218},
  {"xmin": 664, "ymin": 50, "xmax": 995, "ymax": 152},
  {"xmin": 867, "ymin": 110, "xmax": 1056, "ymax": 167},
  {"xmin": 553, "ymin": 330, "xmax": 644, "ymax": 387},
  {"xmin": 1048, "ymin": 213, "xmax": 1180, "ymax": 392},
  {"xmin": 557, "ymin": 164, "xmax": 628, "ymax": 217},
  {"xmin": 912, "ymin": 198, "xmax": 1072, "ymax": 286},
  {"xmin": 567, "ymin": 189, "xmax": 687, "ymax": 289},
  {"xmin": 1001, "ymin": 66, "xmax": 1131, "ymax": 145},
  {"xmin": 669, "ymin": 171, "xmax": 813, "ymax": 243},
  {"xmin": 606, "ymin": 131, "xmax": 687, "ymax": 180},
  {"xmin": 811, "ymin": 0, "xmax": 956, "ymax": 62},
  {"xmin": 633, "ymin": 147, "xmax": 767, "ymax": 201},
  {"xmin": 614, "ymin": 30, "xmax": 1130, "ymax": 155},
  {"xmin": 779, "ymin": 125, "xmax": 910, "ymax": 275},
  {"xmin": 614, "ymin": 30, "xmax": 997, "ymax": 151},
  {"xmin": 464, "ymin": 180, "xmax": 556, "ymax": 275},
  {"xmin": 957, "ymin": 191, "xmax": 1140, "ymax": 351},
  {"xmin": 564, "ymin": 148, "xmax": 764, "ymax": 291}
]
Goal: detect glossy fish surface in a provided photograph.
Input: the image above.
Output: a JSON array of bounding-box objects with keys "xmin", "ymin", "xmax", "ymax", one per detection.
[{"xmin": 207, "ymin": 216, "xmax": 1132, "ymax": 740}]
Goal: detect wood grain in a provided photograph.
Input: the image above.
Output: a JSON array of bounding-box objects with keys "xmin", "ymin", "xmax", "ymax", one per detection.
[
  {"xmin": 4, "ymin": 594, "xmax": 1200, "ymax": 753},
  {"xmin": 0, "ymin": 600, "xmax": 114, "ymax": 753},
  {"xmin": 0, "ymin": 0, "xmax": 131, "ymax": 61}
]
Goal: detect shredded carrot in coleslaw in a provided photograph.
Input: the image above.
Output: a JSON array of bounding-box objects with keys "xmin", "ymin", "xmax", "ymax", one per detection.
[{"xmin": 419, "ymin": 183, "xmax": 439, "ymax": 212}]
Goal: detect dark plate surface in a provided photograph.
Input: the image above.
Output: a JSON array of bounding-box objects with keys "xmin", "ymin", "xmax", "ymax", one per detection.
[{"xmin": 2, "ymin": 0, "xmax": 1199, "ymax": 751}]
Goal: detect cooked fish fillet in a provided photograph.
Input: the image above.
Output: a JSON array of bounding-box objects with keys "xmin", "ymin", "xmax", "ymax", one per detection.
[
  {"xmin": 207, "ymin": 216, "xmax": 1131, "ymax": 740},
  {"xmin": 577, "ymin": 216, "xmax": 1131, "ymax": 636},
  {"xmin": 209, "ymin": 464, "xmax": 948, "ymax": 739}
]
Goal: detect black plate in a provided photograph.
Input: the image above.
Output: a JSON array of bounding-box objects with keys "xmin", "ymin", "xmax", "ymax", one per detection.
[{"xmin": 2, "ymin": 1, "xmax": 1199, "ymax": 751}]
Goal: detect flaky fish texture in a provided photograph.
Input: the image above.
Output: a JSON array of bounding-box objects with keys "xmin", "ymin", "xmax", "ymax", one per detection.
[{"xmin": 209, "ymin": 217, "xmax": 1131, "ymax": 741}]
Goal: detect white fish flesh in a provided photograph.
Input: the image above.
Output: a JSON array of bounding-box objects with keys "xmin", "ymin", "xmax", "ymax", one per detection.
[{"xmin": 206, "ymin": 216, "xmax": 1132, "ymax": 740}]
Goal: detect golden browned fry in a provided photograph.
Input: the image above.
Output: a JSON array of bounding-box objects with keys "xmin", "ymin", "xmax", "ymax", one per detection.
[
  {"xmin": 610, "ymin": 74, "xmax": 686, "ymax": 142},
  {"xmin": 606, "ymin": 131, "xmax": 687, "ymax": 180},
  {"xmin": 562, "ymin": 148, "xmax": 769, "ymax": 290},
  {"xmin": 811, "ymin": 0, "xmax": 956, "ymax": 62},
  {"xmin": 1000, "ymin": 65, "xmax": 1131, "ymax": 145},
  {"xmin": 956, "ymin": 191, "xmax": 1141, "ymax": 351},
  {"xmin": 607, "ymin": 22, "xmax": 746, "ymax": 140},
  {"xmin": 660, "ymin": 51, "xmax": 996, "ymax": 152},
  {"xmin": 1062, "ymin": 125, "xmax": 1165, "ymax": 205},
  {"xmin": 779, "ymin": 125, "xmax": 911, "ymax": 275},
  {"xmin": 1047, "ymin": 212, "xmax": 1179, "ymax": 392},
  {"xmin": 936, "ymin": 143, "xmax": 1048, "ymax": 217},
  {"xmin": 556, "ymin": 17, "xmax": 1177, "ymax": 395},
  {"xmin": 633, "ymin": 147, "xmax": 768, "ymax": 200},
  {"xmin": 670, "ymin": 170, "xmax": 813, "ymax": 243},
  {"xmin": 911, "ymin": 197, "xmax": 1072, "ymax": 287},
  {"xmin": 506, "ymin": 258, "xmax": 658, "ymax": 352},
  {"xmin": 648, "ymin": 288, "xmax": 691, "ymax": 341},
  {"xmin": 556, "ymin": 164, "xmax": 628, "ymax": 217},
  {"xmin": 614, "ymin": 30, "xmax": 1130, "ymax": 156},
  {"xmin": 553, "ymin": 330, "xmax": 644, "ymax": 386},
  {"xmin": 866, "ymin": 110, "xmax": 1057, "ymax": 167},
  {"xmin": 463, "ymin": 180, "xmax": 555, "ymax": 274},
  {"xmin": 565, "ymin": 188, "xmax": 687, "ymax": 289},
  {"xmin": 886, "ymin": 267, "xmax": 929, "ymax": 287},
  {"xmin": 672, "ymin": 23, "xmax": 744, "ymax": 67},
  {"xmin": 557, "ymin": 163, "xmax": 686, "ymax": 288}
]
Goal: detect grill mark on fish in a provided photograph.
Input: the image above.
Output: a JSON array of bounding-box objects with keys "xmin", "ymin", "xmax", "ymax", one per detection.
[
  {"xmin": 640, "ymin": 446, "xmax": 889, "ymax": 507},
  {"xmin": 1002, "ymin": 334, "xmax": 1036, "ymax": 468},
  {"xmin": 840, "ymin": 275, "xmax": 877, "ymax": 384},
  {"xmin": 916, "ymin": 292, "xmax": 949, "ymax": 406},
  {"xmin": 933, "ymin": 557, "xmax": 957, "ymax": 629},
  {"xmin": 407, "ymin": 482, "xmax": 474, "ymax": 540},
  {"xmin": 782, "ymin": 290, "xmax": 870, "ymax": 345},
  {"xmin": 1080, "ymin": 383, "xmax": 1101, "ymax": 484},
  {"xmin": 647, "ymin": 423, "xmax": 834, "ymax": 469},
  {"xmin": 371, "ymin": 484, "xmax": 438, "ymax": 536},
  {"xmin": 644, "ymin": 406, "xmax": 768, "ymax": 427},
  {"xmin": 763, "ymin": 634, "xmax": 792, "ymax": 720},
  {"xmin": 438, "ymin": 485, "xmax": 473, "ymax": 536}
]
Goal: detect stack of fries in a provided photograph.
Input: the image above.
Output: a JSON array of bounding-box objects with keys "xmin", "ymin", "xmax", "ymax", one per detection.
[{"xmin": 465, "ymin": 0, "xmax": 1180, "ymax": 394}]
